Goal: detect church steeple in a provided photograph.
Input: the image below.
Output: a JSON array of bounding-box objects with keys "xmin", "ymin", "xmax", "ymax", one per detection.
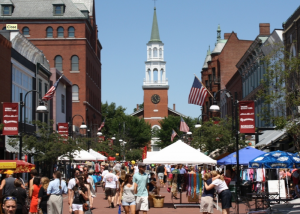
[{"xmin": 150, "ymin": 7, "xmax": 161, "ymax": 42}]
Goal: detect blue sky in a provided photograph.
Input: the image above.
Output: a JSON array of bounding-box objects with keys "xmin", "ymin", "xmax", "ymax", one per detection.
[{"xmin": 95, "ymin": 0, "xmax": 299, "ymax": 118}]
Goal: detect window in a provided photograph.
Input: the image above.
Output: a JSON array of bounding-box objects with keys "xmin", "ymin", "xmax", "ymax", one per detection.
[
  {"xmin": 44, "ymin": 83, "xmax": 48, "ymax": 97},
  {"xmin": 2, "ymin": 6, "xmax": 12, "ymax": 16},
  {"xmin": 72, "ymin": 85, "xmax": 79, "ymax": 101},
  {"xmin": 38, "ymin": 79, "xmax": 42, "ymax": 99},
  {"xmin": 12, "ymin": 67, "xmax": 33, "ymax": 123},
  {"xmin": 71, "ymin": 55, "xmax": 79, "ymax": 71},
  {"xmin": 57, "ymin": 27, "xmax": 64, "ymax": 37},
  {"xmin": 148, "ymin": 48, "xmax": 151, "ymax": 58},
  {"xmin": 159, "ymin": 48, "xmax": 162, "ymax": 58},
  {"xmin": 46, "ymin": 27, "xmax": 53, "ymax": 38},
  {"xmin": 153, "ymin": 48, "xmax": 157, "ymax": 57},
  {"xmin": 68, "ymin": 27, "xmax": 75, "ymax": 37},
  {"xmin": 54, "ymin": 55, "xmax": 63, "ymax": 71},
  {"xmin": 61, "ymin": 94, "xmax": 65, "ymax": 113},
  {"xmin": 22, "ymin": 27, "xmax": 29, "ymax": 36},
  {"xmin": 53, "ymin": 5, "xmax": 64, "ymax": 15}
]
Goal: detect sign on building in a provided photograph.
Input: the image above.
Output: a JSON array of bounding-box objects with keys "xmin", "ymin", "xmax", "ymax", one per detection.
[
  {"xmin": 58, "ymin": 123, "xmax": 69, "ymax": 140},
  {"xmin": 2, "ymin": 103, "xmax": 19, "ymax": 135},
  {"xmin": 239, "ymin": 101, "xmax": 255, "ymax": 133},
  {"xmin": 6, "ymin": 24, "xmax": 18, "ymax": 30}
]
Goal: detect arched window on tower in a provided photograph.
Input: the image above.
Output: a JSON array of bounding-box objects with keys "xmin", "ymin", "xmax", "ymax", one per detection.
[
  {"xmin": 147, "ymin": 69, "xmax": 151, "ymax": 82},
  {"xmin": 153, "ymin": 48, "xmax": 158, "ymax": 57},
  {"xmin": 57, "ymin": 27, "xmax": 64, "ymax": 37},
  {"xmin": 54, "ymin": 55, "xmax": 63, "ymax": 71},
  {"xmin": 148, "ymin": 48, "xmax": 152, "ymax": 58},
  {"xmin": 72, "ymin": 85, "xmax": 79, "ymax": 101},
  {"xmin": 160, "ymin": 69, "xmax": 164, "ymax": 82},
  {"xmin": 46, "ymin": 27, "xmax": 53, "ymax": 38},
  {"xmin": 153, "ymin": 69, "xmax": 158, "ymax": 82},
  {"xmin": 71, "ymin": 55, "xmax": 79, "ymax": 71},
  {"xmin": 159, "ymin": 48, "xmax": 162, "ymax": 58}
]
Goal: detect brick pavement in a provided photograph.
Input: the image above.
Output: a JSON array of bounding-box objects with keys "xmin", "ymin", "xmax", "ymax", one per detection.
[{"xmin": 62, "ymin": 186, "xmax": 249, "ymax": 214}]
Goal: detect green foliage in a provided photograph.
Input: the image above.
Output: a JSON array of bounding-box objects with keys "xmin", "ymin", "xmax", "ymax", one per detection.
[
  {"xmin": 155, "ymin": 115, "xmax": 197, "ymax": 149},
  {"xmin": 125, "ymin": 149, "xmax": 143, "ymax": 161},
  {"xmin": 257, "ymin": 42, "xmax": 300, "ymax": 150},
  {"xmin": 191, "ymin": 117, "xmax": 247, "ymax": 155},
  {"xmin": 0, "ymin": 123, "xmax": 4, "ymax": 131},
  {"xmin": 133, "ymin": 103, "xmax": 144, "ymax": 112}
]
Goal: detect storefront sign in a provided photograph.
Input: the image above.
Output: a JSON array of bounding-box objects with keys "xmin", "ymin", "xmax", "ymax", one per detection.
[
  {"xmin": 6, "ymin": 24, "xmax": 18, "ymax": 30},
  {"xmin": 58, "ymin": 123, "xmax": 69, "ymax": 139},
  {"xmin": 239, "ymin": 101, "xmax": 255, "ymax": 133},
  {"xmin": 0, "ymin": 162, "xmax": 16, "ymax": 169},
  {"xmin": 2, "ymin": 103, "xmax": 19, "ymax": 135}
]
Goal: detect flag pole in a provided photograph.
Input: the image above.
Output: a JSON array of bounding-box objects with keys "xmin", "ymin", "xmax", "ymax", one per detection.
[{"xmin": 194, "ymin": 74, "xmax": 214, "ymax": 97}]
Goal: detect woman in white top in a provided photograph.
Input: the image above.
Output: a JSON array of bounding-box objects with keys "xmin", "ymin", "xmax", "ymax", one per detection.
[{"xmin": 204, "ymin": 171, "xmax": 232, "ymax": 214}]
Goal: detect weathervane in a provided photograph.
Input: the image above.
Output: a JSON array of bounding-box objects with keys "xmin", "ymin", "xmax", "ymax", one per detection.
[{"xmin": 153, "ymin": 0, "xmax": 157, "ymax": 7}]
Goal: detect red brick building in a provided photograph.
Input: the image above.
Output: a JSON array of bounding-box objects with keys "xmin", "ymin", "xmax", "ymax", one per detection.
[
  {"xmin": 0, "ymin": 0, "xmax": 102, "ymax": 135},
  {"xmin": 201, "ymin": 26, "xmax": 252, "ymax": 120}
]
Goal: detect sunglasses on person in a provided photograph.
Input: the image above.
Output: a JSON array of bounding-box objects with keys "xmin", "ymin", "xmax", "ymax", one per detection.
[{"xmin": 3, "ymin": 196, "xmax": 17, "ymax": 203}]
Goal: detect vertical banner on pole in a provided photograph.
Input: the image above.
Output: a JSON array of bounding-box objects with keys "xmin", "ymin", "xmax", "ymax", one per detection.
[
  {"xmin": 2, "ymin": 103, "xmax": 19, "ymax": 135},
  {"xmin": 239, "ymin": 101, "xmax": 255, "ymax": 133},
  {"xmin": 58, "ymin": 123, "xmax": 69, "ymax": 140}
]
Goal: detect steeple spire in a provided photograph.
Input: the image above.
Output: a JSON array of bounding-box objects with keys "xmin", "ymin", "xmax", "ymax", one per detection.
[
  {"xmin": 217, "ymin": 24, "xmax": 221, "ymax": 43},
  {"xmin": 150, "ymin": 7, "xmax": 161, "ymax": 42}
]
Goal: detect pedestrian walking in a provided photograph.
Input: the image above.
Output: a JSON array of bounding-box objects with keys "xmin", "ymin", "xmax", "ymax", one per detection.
[
  {"xmin": 200, "ymin": 173, "xmax": 214, "ymax": 214},
  {"xmin": 29, "ymin": 170, "xmax": 38, "ymax": 198},
  {"xmin": 103, "ymin": 168, "xmax": 118, "ymax": 208},
  {"xmin": 29, "ymin": 177, "xmax": 41, "ymax": 214},
  {"xmin": 0, "ymin": 170, "xmax": 16, "ymax": 198},
  {"xmin": 82, "ymin": 167, "xmax": 94, "ymax": 210},
  {"xmin": 87, "ymin": 169, "xmax": 96, "ymax": 209},
  {"xmin": 115, "ymin": 170, "xmax": 121, "ymax": 206},
  {"xmin": 133, "ymin": 163, "xmax": 149, "ymax": 214},
  {"xmin": 156, "ymin": 164, "xmax": 164, "ymax": 187},
  {"xmin": 120, "ymin": 174, "xmax": 136, "ymax": 214},
  {"xmin": 38, "ymin": 177, "xmax": 50, "ymax": 214},
  {"xmin": 68, "ymin": 168, "xmax": 80, "ymax": 214},
  {"xmin": 2, "ymin": 196, "xmax": 17, "ymax": 214},
  {"xmin": 11, "ymin": 179, "xmax": 27, "ymax": 214},
  {"xmin": 47, "ymin": 171, "xmax": 68, "ymax": 214},
  {"xmin": 69, "ymin": 176, "xmax": 88, "ymax": 214},
  {"xmin": 102, "ymin": 166, "xmax": 109, "ymax": 200},
  {"xmin": 148, "ymin": 173, "xmax": 159, "ymax": 195},
  {"xmin": 204, "ymin": 171, "xmax": 232, "ymax": 214}
]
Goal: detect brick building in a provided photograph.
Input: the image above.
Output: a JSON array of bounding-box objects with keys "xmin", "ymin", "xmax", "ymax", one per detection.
[
  {"xmin": 201, "ymin": 26, "xmax": 252, "ymax": 120},
  {"xmin": 0, "ymin": 0, "xmax": 102, "ymax": 135}
]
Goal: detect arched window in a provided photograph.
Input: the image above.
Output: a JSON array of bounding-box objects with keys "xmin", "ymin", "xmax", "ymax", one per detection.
[
  {"xmin": 54, "ymin": 55, "xmax": 63, "ymax": 71},
  {"xmin": 57, "ymin": 27, "xmax": 64, "ymax": 37},
  {"xmin": 159, "ymin": 48, "xmax": 162, "ymax": 58},
  {"xmin": 71, "ymin": 55, "xmax": 79, "ymax": 71},
  {"xmin": 68, "ymin": 26, "xmax": 75, "ymax": 37},
  {"xmin": 153, "ymin": 69, "xmax": 158, "ymax": 82},
  {"xmin": 46, "ymin": 27, "xmax": 53, "ymax": 38},
  {"xmin": 148, "ymin": 48, "xmax": 151, "ymax": 58},
  {"xmin": 22, "ymin": 27, "xmax": 29, "ymax": 36},
  {"xmin": 153, "ymin": 48, "xmax": 158, "ymax": 57},
  {"xmin": 72, "ymin": 85, "xmax": 79, "ymax": 101}
]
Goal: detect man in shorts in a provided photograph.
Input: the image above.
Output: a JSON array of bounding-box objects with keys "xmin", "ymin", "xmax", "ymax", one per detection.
[
  {"xmin": 133, "ymin": 163, "xmax": 149, "ymax": 214},
  {"xmin": 103, "ymin": 168, "xmax": 118, "ymax": 208}
]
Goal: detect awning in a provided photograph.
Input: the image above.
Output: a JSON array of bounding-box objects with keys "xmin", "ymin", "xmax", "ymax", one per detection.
[{"xmin": 255, "ymin": 129, "xmax": 286, "ymax": 148}]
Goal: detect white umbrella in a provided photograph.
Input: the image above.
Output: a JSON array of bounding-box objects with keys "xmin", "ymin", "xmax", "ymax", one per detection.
[
  {"xmin": 58, "ymin": 150, "xmax": 97, "ymax": 161},
  {"xmin": 88, "ymin": 149, "xmax": 107, "ymax": 160}
]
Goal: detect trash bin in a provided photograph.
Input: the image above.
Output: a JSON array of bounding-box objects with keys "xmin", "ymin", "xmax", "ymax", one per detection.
[{"xmin": 153, "ymin": 195, "xmax": 165, "ymax": 208}]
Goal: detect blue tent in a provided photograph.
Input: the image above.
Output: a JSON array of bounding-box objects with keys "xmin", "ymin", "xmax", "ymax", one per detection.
[
  {"xmin": 217, "ymin": 146, "xmax": 266, "ymax": 165},
  {"xmin": 248, "ymin": 150, "xmax": 300, "ymax": 168}
]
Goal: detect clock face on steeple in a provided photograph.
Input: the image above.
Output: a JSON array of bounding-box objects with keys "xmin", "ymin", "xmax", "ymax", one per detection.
[{"xmin": 151, "ymin": 94, "xmax": 160, "ymax": 104}]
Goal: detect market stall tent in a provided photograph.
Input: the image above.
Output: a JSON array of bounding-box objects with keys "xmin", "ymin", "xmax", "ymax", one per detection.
[
  {"xmin": 0, "ymin": 160, "xmax": 35, "ymax": 173},
  {"xmin": 143, "ymin": 140, "xmax": 217, "ymax": 164},
  {"xmin": 88, "ymin": 149, "xmax": 107, "ymax": 160},
  {"xmin": 217, "ymin": 146, "xmax": 266, "ymax": 165},
  {"xmin": 58, "ymin": 150, "xmax": 97, "ymax": 161}
]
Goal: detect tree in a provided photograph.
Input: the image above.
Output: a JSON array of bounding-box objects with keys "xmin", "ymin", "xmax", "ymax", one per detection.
[
  {"xmin": 125, "ymin": 149, "xmax": 143, "ymax": 161},
  {"xmin": 155, "ymin": 115, "xmax": 197, "ymax": 149},
  {"xmin": 133, "ymin": 103, "xmax": 144, "ymax": 112},
  {"xmin": 257, "ymin": 42, "xmax": 300, "ymax": 150},
  {"xmin": 191, "ymin": 117, "xmax": 247, "ymax": 155}
]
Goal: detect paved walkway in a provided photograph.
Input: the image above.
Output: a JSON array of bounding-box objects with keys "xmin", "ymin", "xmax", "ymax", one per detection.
[{"xmin": 62, "ymin": 186, "xmax": 249, "ymax": 214}]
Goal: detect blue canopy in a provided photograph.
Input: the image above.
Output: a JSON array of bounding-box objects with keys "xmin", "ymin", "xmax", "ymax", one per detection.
[
  {"xmin": 217, "ymin": 146, "xmax": 266, "ymax": 165},
  {"xmin": 248, "ymin": 150, "xmax": 300, "ymax": 168}
]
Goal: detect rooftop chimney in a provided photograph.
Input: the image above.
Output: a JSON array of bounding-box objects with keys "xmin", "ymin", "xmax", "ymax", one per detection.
[
  {"xmin": 259, "ymin": 23, "xmax": 270, "ymax": 36},
  {"xmin": 173, "ymin": 104, "xmax": 176, "ymax": 111},
  {"xmin": 136, "ymin": 104, "xmax": 139, "ymax": 111}
]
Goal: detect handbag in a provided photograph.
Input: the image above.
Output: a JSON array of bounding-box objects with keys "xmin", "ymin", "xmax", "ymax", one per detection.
[{"xmin": 83, "ymin": 203, "xmax": 89, "ymax": 211}]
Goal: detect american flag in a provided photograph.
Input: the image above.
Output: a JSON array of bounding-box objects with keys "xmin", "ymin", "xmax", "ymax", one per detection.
[
  {"xmin": 188, "ymin": 77, "xmax": 208, "ymax": 106},
  {"xmin": 98, "ymin": 118, "xmax": 105, "ymax": 131},
  {"xmin": 180, "ymin": 117, "xmax": 189, "ymax": 133},
  {"xmin": 42, "ymin": 75, "xmax": 63, "ymax": 101},
  {"xmin": 171, "ymin": 129, "xmax": 177, "ymax": 142}
]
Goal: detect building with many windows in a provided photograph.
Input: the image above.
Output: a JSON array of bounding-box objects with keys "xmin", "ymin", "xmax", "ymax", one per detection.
[{"xmin": 0, "ymin": 0, "xmax": 102, "ymax": 135}]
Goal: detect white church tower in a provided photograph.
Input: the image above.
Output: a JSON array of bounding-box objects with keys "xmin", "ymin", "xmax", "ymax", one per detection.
[{"xmin": 143, "ymin": 7, "xmax": 168, "ymax": 88}]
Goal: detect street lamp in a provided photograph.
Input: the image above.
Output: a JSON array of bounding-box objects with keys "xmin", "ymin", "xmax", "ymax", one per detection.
[
  {"xmin": 121, "ymin": 141, "xmax": 127, "ymax": 161},
  {"xmin": 70, "ymin": 114, "xmax": 87, "ymax": 137},
  {"xmin": 111, "ymin": 136, "xmax": 116, "ymax": 140},
  {"xmin": 97, "ymin": 131, "xmax": 102, "ymax": 136},
  {"xmin": 209, "ymin": 89, "xmax": 240, "ymax": 214},
  {"xmin": 19, "ymin": 90, "xmax": 48, "ymax": 161},
  {"xmin": 119, "ymin": 139, "xmax": 123, "ymax": 142}
]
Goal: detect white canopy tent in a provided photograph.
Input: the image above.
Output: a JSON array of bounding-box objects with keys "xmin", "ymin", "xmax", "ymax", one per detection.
[
  {"xmin": 88, "ymin": 149, "xmax": 107, "ymax": 160},
  {"xmin": 143, "ymin": 140, "xmax": 217, "ymax": 165},
  {"xmin": 58, "ymin": 150, "xmax": 97, "ymax": 161}
]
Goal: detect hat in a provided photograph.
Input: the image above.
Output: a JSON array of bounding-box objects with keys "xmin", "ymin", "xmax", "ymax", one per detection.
[
  {"xmin": 138, "ymin": 162, "xmax": 146, "ymax": 167},
  {"xmin": 4, "ymin": 170, "xmax": 14, "ymax": 175},
  {"xmin": 131, "ymin": 160, "xmax": 135, "ymax": 164},
  {"xmin": 101, "ymin": 162, "xmax": 105, "ymax": 166},
  {"xmin": 88, "ymin": 169, "xmax": 94, "ymax": 174}
]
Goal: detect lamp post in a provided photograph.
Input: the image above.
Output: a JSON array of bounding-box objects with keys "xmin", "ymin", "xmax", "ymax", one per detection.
[
  {"xmin": 70, "ymin": 114, "xmax": 87, "ymax": 138},
  {"xmin": 87, "ymin": 129, "xmax": 91, "ymax": 152},
  {"xmin": 19, "ymin": 90, "xmax": 48, "ymax": 161},
  {"xmin": 209, "ymin": 90, "xmax": 240, "ymax": 214}
]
